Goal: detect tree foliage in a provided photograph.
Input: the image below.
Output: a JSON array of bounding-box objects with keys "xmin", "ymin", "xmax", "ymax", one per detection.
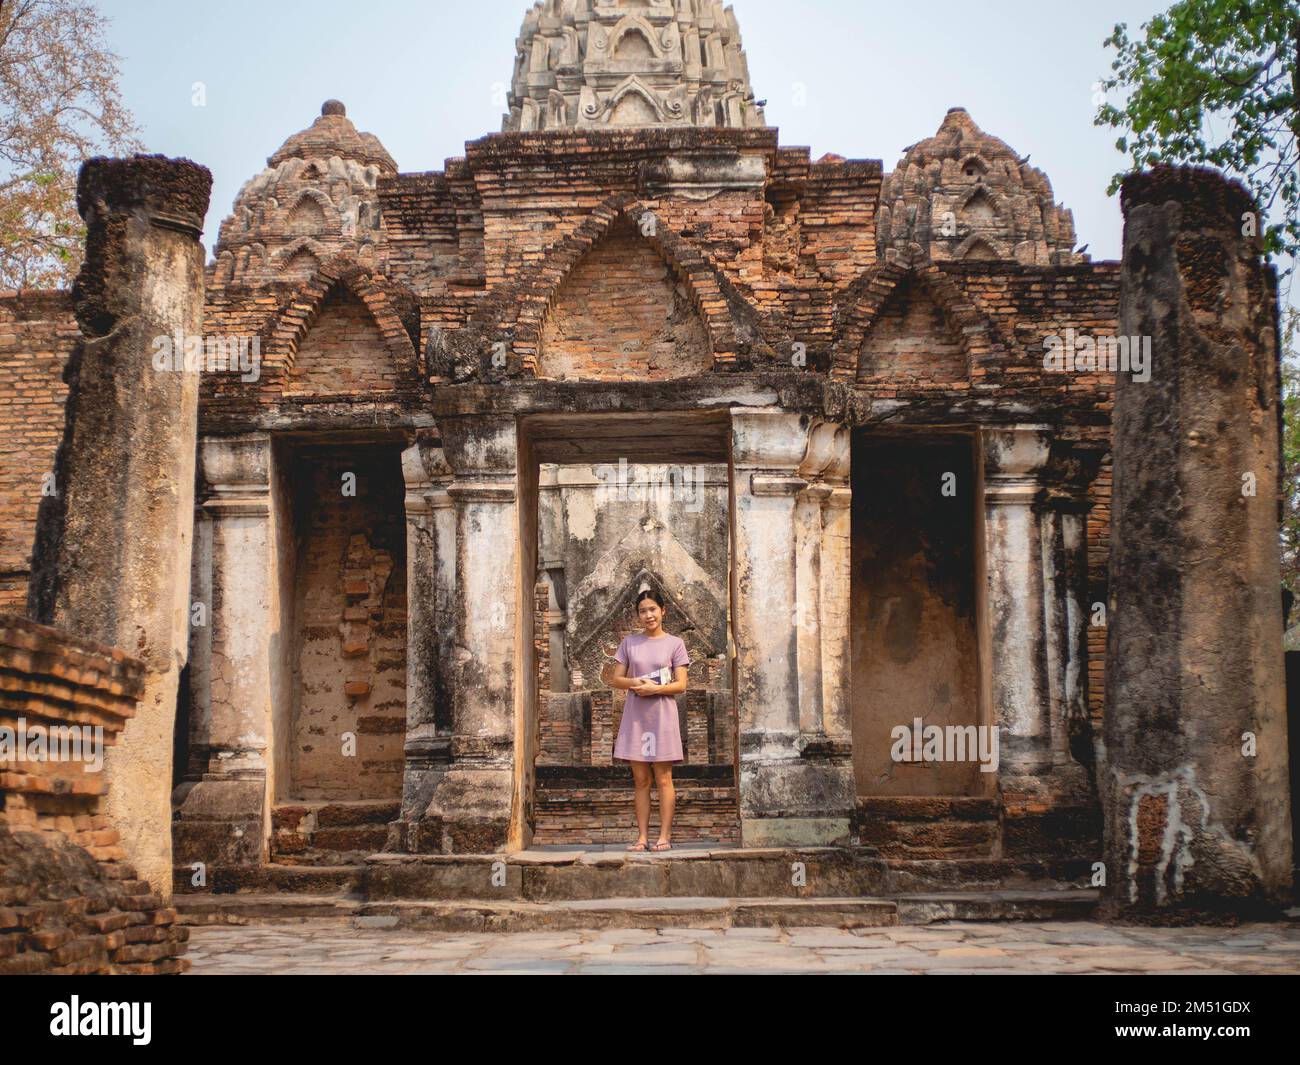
[
  {"xmin": 0, "ymin": 0, "xmax": 141, "ymax": 289},
  {"xmin": 1096, "ymin": 0, "xmax": 1300, "ymax": 265}
]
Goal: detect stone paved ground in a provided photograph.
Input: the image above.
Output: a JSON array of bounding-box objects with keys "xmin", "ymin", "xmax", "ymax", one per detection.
[{"xmin": 185, "ymin": 921, "xmax": 1300, "ymax": 974}]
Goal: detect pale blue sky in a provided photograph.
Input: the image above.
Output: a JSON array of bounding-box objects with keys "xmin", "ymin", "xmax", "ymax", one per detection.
[{"xmin": 100, "ymin": 0, "xmax": 1180, "ymax": 265}]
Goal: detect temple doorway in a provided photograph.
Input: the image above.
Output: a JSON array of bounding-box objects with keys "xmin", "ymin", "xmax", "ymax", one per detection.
[
  {"xmin": 518, "ymin": 411, "xmax": 739, "ymax": 846},
  {"xmin": 850, "ymin": 433, "xmax": 986, "ymax": 798}
]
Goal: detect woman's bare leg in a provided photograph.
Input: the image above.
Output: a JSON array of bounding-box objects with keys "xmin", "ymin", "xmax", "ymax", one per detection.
[
  {"xmin": 629, "ymin": 761, "xmax": 652, "ymax": 848},
  {"xmin": 653, "ymin": 763, "xmax": 675, "ymax": 846}
]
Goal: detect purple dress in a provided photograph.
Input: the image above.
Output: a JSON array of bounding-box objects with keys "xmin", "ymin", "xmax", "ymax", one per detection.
[{"xmin": 613, "ymin": 633, "xmax": 689, "ymax": 763}]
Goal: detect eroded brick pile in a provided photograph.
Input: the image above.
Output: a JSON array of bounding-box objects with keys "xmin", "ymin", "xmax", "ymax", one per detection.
[{"xmin": 0, "ymin": 615, "xmax": 188, "ymax": 974}]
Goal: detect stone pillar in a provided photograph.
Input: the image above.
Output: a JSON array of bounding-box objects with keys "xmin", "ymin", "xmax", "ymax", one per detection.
[
  {"xmin": 793, "ymin": 419, "xmax": 855, "ymax": 754},
  {"xmin": 1036, "ymin": 498, "xmax": 1087, "ymax": 772},
  {"xmin": 422, "ymin": 415, "xmax": 520, "ymax": 852},
  {"xmin": 173, "ymin": 435, "xmax": 284, "ymax": 884},
  {"xmin": 26, "ymin": 156, "xmax": 212, "ymax": 895},
  {"xmin": 812, "ymin": 423, "xmax": 853, "ymax": 746},
  {"xmin": 1045, "ymin": 477, "xmax": 1095, "ymax": 769},
  {"xmin": 731, "ymin": 410, "xmax": 853, "ymax": 846},
  {"xmin": 793, "ymin": 435, "xmax": 828, "ymax": 738},
  {"xmin": 395, "ymin": 438, "xmax": 455, "ymax": 851},
  {"xmin": 1103, "ymin": 167, "xmax": 1291, "ymax": 917},
  {"xmin": 982, "ymin": 425, "xmax": 1066, "ymax": 778}
]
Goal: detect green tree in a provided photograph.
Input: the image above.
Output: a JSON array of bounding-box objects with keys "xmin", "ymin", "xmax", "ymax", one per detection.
[
  {"xmin": 1096, "ymin": 0, "xmax": 1299, "ymax": 264},
  {"xmin": 0, "ymin": 0, "xmax": 142, "ymax": 289}
]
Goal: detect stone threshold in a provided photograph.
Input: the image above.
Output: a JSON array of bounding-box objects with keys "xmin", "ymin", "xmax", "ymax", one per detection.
[
  {"xmin": 174, "ymin": 889, "xmax": 1098, "ymax": 932},
  {"xmin": 173, "ymin": 847, "xmax": 1098, "ymax": 901},
  {"xmin": 370, "ymin": 843, "xmax": 858, "ymax": 865}
]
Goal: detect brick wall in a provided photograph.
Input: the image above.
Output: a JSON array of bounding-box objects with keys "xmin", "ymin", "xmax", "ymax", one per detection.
[
  {"xmin": 1087, "ymin": 459, "xmax": 1113, "ymax": 723},
  {"xmin": 0, "ymin": 293, "xmax": 76, "ymax": 611},
  {"xmin": 289, "ymin": 447, "xmax": 407, "ymax": 801}
]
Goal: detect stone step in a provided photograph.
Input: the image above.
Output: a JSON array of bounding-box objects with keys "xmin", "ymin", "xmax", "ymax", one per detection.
[
  {"xmin": 893, "ymin": 889, "xmax": 1100, "ymax": 923},
  {"xmin": 272, "ymin": 800, "xmax": 401, "ymax": 830},
  {"xmin": 532, "ymin": 785, "xmax": 740, "ymax": 845},
  {"xmin": 175, "ymin": 894, "xmax": 896, "ymax": 931},
  {"xmin": 174, "ymin": 863, "xmax": 365, "ymax": 896},
  {"xmin": 535, "ymin": 765, "xmax": 734, "ymax": 787},
  {"xmin": 883, "ymin": 858, "xmax": 1096, "ymax": 893},
  {"xmin": 267, "ymin": 863, "xmax": 364, "ymax": 894},
  {"xmin": 173, "ymin": 889, "xmax": 1101, "ymax": 932},
  {"xmin": 177, "ymin": 894, "xmax": 361, "ymax": 924},
  {"xmin": 175, "ymin": 850, "xmax": 1095, "ymax": 902},
  {"xmin": 363, "ymin": 847, "xmax": 887, "ymax": 901},
  {"xmin": 533, "ymin": 787, "xmax": 736, "ymax": 802},
  {"xmin": 271, "ymin": 800, "xmax": 400, "ymax": 866},
  {"xmin": 273, "ymin": 826, "xmax": 392, "ymax": 866},
  {"xmin": 857, "ymin": 796, "xmax": 1000, "ymax": 859}
]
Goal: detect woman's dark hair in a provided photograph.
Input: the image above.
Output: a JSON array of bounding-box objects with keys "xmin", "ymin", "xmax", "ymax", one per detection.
[{"xmin": 636, "ymin": 589, "xmax": 665, "ymax": 610}]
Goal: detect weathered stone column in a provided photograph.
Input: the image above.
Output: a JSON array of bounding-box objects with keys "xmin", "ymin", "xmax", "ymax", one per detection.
[
  {"xmin": 1103, "ymin": 167, "xmax": 1291, "ymax": 917},
  {"xmin": 793, "ymin": 419, "xmax": 855, "ymax": 753},
  {"xmin": 731, "ymin": 410, "xmax": 853, "ymax": 846},
  {"xmin": 26, "ymin": 156, "xmax": 212, "ymax": 895},
  {"xmin": 1043, "ymin": 475, "xmax": 1096, "ymax": 770},
  {"xmin": 1036, "ymin": 499, "xmax": 1088, "ymax": 772},
  {"xmin": 173, "ymin": 435, "xmax": 284, "ymax": 884},
  {"xmin": 423, "ymin": 415, "xmax": 520, "ymax": 852},
  {"xmin": 982, "ymin": 425, "xmax": 1063, "ymax": 778},
  {"xmin": 815, "ymin": 423, "xmax": 853, "ymax": 746},
  {"xmin": 793, "ymin": 435, "xmax": 828, "ymax": 738},
  {"xmin": 395, "ymin": 438, "xmax": 455, "ymax": 851}
]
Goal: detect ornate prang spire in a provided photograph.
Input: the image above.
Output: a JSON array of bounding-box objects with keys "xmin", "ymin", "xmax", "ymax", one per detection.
[
  {"xmin": 877, "ymin": 108, "xmax": 1082, "ymax": 266},
  {"xmin": 212, "ymin": 100, "xmax": 397, "ymax": 284},
  {"xmin": 503, "ymin": 0, "xmax": 767, "ymax": 131}
]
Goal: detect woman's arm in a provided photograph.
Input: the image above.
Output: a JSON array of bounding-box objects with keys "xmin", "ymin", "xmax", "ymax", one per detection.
[
  {"xmin": 609, "ymin": 661, "xmax": 652, "ymax": 694},
  {"xmin": 633, "ymin": 665, "xmax": 688, "ymax": 697}
]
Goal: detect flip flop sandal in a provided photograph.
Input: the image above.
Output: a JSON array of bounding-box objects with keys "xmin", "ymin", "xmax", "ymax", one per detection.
[
  {"xmin": 627, "ymin": 841, "xmax": 648, "ymax": 851},
  {"xmin": 652, "ymin": 842, "xmax": 672, "ymax": 852}
]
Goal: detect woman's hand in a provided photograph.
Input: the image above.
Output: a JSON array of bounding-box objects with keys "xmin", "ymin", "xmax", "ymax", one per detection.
[{"xmin": 630, "ymin": 679, "xmax": 661, "ymax": 696}]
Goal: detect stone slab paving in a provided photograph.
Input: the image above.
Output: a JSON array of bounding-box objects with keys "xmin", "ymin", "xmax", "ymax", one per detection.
[{"xmin": 185, "ymin": 921, "xmax": 1300, "ymax": 975}]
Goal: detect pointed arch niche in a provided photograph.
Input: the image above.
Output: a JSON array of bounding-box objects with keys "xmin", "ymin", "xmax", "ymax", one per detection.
[
  {"xmin": 536, "ymin": 216, "xmax": 712, "ymax": 382},
  {"xmin": 856, "ymin": 274, "xmax": 970, "ymax": 386}
]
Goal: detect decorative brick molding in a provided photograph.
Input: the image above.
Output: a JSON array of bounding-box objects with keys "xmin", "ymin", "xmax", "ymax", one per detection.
[
  {"xmin": 429, "ymin": 194, "xmax": 790, "ymax": 380},
  {"xmin": 261, "ymin": 256, "xmax": 420, "ymax": 373},
  {"xmin": 832, "ymin": 259, "xmax": 1003, "ymax": 383}
]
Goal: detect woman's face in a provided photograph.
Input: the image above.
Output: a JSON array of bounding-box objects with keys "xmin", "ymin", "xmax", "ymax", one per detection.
[{"xmin": 638, "ymin": 598, "xmax": 663, "ymax": 632}]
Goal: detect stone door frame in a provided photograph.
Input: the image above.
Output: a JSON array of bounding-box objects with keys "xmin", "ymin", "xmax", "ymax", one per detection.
[
  {"xmin": 420, "ymin": 401, "xmax": 859, "ymax": 852},
  {"xmin": 515, "ymin": 409, "xmax": 739, "ymax": 847}
]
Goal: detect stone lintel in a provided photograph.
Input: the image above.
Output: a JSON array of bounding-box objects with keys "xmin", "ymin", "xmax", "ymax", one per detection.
[
  {"xmin": 429, "ymin": 373, "xmax": 845, "ymax": 421},
  {"xmin": 640, "ymin": 152, "xmax": 767, "ymax": 200}
]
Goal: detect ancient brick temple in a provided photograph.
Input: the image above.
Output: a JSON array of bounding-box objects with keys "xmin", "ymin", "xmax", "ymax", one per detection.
[{"xmin": 0, "ymin": 0, "xmax": 1291, "ymax": 930}]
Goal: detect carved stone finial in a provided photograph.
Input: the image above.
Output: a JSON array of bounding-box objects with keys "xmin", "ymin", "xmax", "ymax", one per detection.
[{"xmin": 502, "ymin": 0, "xmax": 766, "ymax": 131}]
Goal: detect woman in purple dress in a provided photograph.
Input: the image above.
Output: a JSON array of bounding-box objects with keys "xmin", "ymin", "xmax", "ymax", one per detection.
[{"xmin": 610, "ymin": 590, "xmax": 690, "ymax": 852}]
